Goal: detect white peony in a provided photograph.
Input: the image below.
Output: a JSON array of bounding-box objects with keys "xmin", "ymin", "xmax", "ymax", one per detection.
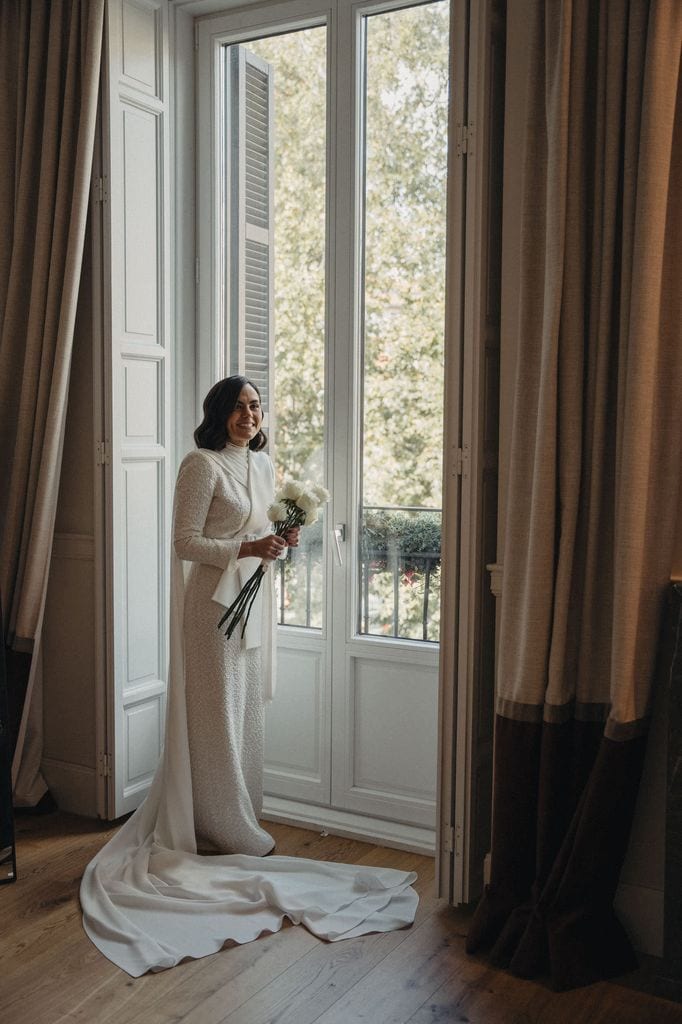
[
  {"xmin": 304, "ymin": 508, "xmax": 319, "ymax": 526},
  {"xmin": 277, "ymin": 479, "xmax": 304, "ymax": 501},
  {"xmin": 296, "ymin": 490, "xmax": 318, "ymax": 513},
  {"xmin": 311, "ymin": 484, "xmax": 330, "ymax": 503},
  {"xmin": 267, "ymin": 501, "xmax": 288, "ymax": 523}
]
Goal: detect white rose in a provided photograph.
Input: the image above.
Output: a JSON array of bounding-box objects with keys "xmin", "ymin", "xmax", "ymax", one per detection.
[
  {"xmin": 296, "ymin": 490, "xmax": 318, "ymax": 513},
  {"xmin": 311, "ymin": 484, "xmax": 330, "ymax": 503},
  {"xmin": 278, "ymin": 479, "xmax": 304, "ymax": 501},
  {"xmin": 267, "ymin": 501, "xmax": 288, "ymax": 523}
]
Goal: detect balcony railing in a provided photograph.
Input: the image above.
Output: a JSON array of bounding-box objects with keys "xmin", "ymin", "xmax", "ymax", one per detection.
[{"xmin": 276, "ymin": 505, "xmax": 442, "ymax": 642}]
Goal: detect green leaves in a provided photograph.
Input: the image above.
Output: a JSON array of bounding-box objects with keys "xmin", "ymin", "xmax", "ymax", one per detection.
[
  {"xmin": 361, "ymin": 508, "xmax": 442, "ymax": 568},
  {"xmin": 247, "ymin": 6, "xmax": 449, "ymax": 508}
]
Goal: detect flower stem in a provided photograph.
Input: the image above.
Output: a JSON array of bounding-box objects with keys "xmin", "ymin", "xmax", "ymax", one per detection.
[{"xmin": 217, "ymin": 564, "xmax": 264, "ymax": 636}]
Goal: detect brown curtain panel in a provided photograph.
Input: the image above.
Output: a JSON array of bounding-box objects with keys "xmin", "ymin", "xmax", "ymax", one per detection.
[
  {"xmin": 466, "ymin": 0, "xmax": 682, "ymax": 991},
  {"xmin": 0, "ymin": 0, "xmax": 103, "ymax": 792}
]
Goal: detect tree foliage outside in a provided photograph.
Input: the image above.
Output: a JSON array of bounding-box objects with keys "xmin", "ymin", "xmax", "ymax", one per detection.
[
  {"xmin": 244, "ymin": 27, "xmax": 327, "ymax": 486},
  {"xmin": 363, "ymin": 3, "xmax": 449, "ymax": 509},
  {"xmin": 243, "ymin": 1, "xmax": 449, "ymax": 638}
]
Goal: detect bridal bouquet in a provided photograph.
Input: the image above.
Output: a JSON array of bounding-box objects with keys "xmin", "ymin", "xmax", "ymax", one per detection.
[{"xmin": 217, "ymin": 480, "xmax": 330, "ymax": 640}]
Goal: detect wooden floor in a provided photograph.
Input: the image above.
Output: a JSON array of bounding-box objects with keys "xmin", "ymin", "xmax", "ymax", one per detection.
[{"xmin": 2, "ymin": 813, "xmax": 681, "ymax": 1024}]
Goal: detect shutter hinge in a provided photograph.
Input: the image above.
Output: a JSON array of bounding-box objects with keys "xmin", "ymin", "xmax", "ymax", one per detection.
[
  {"xmin": 98, "ymin": 752, "xmax": 112, "ymax": 778},
  {"xmin": 455, "ymin": 446, "xmax": 469, "ymax": 477},
  {"xmin": 455, "ymin": 824, "xmax": 462, "ymax": 857},
  {"xmin": 94, "ymin": 176, "xmax": 106, "ymax": 203},
  {"xmin": 95, "ymin": 441, "xmax": 110, "ymax": 466},
  {"xmin": 195, "ymin": 257, "xmax": 200, "ymax": 285},
  {"xmin": 444, "ymin": 825, "xmax": 461, "ymax": 856},
  {"xmin": 456, "ymin": 122, "xmax": 475, "ymax": 157}
]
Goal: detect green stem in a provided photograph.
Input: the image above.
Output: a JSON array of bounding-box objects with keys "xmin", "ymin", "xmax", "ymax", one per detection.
[{"xmin": 217, "ymin": 564, "xmax": 264, "ymax": 634}]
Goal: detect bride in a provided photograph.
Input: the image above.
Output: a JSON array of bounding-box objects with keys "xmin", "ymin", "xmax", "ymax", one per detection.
[
  {"xmin": 174, "ymin": 375, "xmax": 297, "ymax": 856},
  {"xmin": 80, "ymin": 375, "xmax": 418, "ymax": 977}
]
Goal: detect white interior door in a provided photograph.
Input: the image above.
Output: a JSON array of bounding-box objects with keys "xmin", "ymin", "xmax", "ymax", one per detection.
[{"xmin": 100, "ymin": 0, "xmax": 172, "ymax": 819}]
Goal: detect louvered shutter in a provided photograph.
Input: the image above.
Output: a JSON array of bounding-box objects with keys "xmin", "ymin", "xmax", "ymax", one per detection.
[{"xmin": 228, "ymin": 47, "xmax": 274, "ymax": 426}]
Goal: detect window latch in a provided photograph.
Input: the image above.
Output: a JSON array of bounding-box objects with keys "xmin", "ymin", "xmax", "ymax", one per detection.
[{"xmin": 332, "ymin": 524, "xmax": 345, "ymax": 566}]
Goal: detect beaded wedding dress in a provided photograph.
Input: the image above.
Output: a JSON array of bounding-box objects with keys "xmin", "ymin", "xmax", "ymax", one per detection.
[{"xmin": 80, "ymin": 445, "xmax": 418, "ymax": 977}]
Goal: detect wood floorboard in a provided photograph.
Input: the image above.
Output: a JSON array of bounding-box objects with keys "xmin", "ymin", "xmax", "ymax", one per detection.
[
  {"xmin": 120, "ymin": 928, "xmax": 318, "ymax": 1024},
  {"xmin": 2, "ymin": 812, "xmax": 681, "ymax": 1024},
  {"xmin": 208, "ymin": 862, "xmax": 440, "ymax": 1024},
  {"xmin": 301, "ymin": 904, "xmax": 465, "ymax": 1024}
]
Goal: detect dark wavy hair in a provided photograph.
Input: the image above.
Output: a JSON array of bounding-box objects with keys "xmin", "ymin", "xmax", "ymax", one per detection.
[{"xmin": 194, "ymin": 375, "xmax": 267, "ymax": 451}]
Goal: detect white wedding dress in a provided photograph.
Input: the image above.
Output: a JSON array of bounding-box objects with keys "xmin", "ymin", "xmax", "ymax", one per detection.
[{"xmin": 80, "ymin": 445, "xmax": 418, "ymax": 977}]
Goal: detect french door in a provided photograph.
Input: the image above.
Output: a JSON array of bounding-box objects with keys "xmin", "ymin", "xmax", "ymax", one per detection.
[{"xmin": 197, "ymin": 0, "xmax": 450, "ymax": 848}]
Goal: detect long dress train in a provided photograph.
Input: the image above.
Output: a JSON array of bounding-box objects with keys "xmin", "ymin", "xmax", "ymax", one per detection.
[{"xmin": 80, "ymin": 446, "xmax": 418, "ymax": 977}]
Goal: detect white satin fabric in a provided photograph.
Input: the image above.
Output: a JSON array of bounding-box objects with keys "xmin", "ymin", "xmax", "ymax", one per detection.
[
  {"xmin": 207, "ymin": 446, "xmax": 277, "ymax": 688},
  {"xmin": 80, "ymin": 446, "xmax": 418, "ymax": 977}
]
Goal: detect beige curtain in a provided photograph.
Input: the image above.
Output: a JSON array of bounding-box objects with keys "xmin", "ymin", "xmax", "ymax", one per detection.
[
  {"xmin": 467, "ymin": 0, "xmax": 681, "ymax": 989},
  {"xmin": 0, "ymin": 0, "xmax": 104, "ymax": 803},
  {"xmin": 496, "ymin": 1, "xmax": 681, "ymax": 735}
]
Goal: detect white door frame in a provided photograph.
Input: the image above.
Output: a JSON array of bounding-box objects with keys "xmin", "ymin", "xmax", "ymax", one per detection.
[{"xmin": 174, "ymin": 0, "xmax": 499, "ymax": 896}]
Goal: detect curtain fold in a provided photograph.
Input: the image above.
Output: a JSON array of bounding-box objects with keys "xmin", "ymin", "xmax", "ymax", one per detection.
[
  {"xmin": 0, "ymin": 0, "xmax": 104, "ymax": 802},
  {"xmin": 466, "ymin": 0, "xmax": 682, "ymax": 990}
]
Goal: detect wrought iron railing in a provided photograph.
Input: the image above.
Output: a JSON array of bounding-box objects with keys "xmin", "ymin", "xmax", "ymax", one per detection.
[{"xmin": 276, "ymin": 505, "xmax": 442, "ymax": 641}]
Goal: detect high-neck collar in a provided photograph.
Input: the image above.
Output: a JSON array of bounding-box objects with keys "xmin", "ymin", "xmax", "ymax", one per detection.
[
  {"xmin": 216, "ymin": 442, "xmax": 249, "ymax": 485},
  {"xmin": 225, "ymin": 441, "xmax": 249, "ymax": 456}
]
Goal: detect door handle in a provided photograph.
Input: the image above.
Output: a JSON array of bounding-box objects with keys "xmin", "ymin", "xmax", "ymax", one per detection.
[{"xmin": 332, "ymin": 524, "xmax": 345, "ymax": 566}]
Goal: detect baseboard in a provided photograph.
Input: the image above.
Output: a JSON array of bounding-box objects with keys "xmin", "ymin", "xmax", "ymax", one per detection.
[
  {"xmin": 261, "ymin": 795, "xmax": 435, "ymax": 855},
  {"xmin": 41, "ymin": 758, "xmax": 97, "ymax": 818},
  {"xmin": 615, "ymin": 881, "xmax": 664, "ymax": 958}
]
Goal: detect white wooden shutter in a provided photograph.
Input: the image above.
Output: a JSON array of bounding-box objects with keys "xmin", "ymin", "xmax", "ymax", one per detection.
[
  {"xmin": 437, "ymin": 0, "xmax": 503, "ymax": 905},
  {"xmin": 100, "ymin": 0, "xmax": 172, "ymax": 818},
  {"xmin": 227, "ymin": 47, "xmax": 275, "ymax": 425}
]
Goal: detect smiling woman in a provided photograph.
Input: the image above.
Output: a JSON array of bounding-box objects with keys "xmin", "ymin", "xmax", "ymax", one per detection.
[
  {"xmin": 178, "ymin": 374, "xmax": 285, "ymax": 852},
  {"xmin": 80, "ymin": 373, "xmax": 418, "ymax": 975}
]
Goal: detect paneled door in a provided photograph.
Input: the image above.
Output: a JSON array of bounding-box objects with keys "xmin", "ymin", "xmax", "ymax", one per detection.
[
  {"xmin": 327, "ymin": 1, "xmax": 449, "ymax": 833},
  {"xmin": 98, "ymin": 0, "xmax": 172, "ymax": 819},
  {"xmin": 197, "ymin": 0, "xmax": 451, "ymax": 847}
]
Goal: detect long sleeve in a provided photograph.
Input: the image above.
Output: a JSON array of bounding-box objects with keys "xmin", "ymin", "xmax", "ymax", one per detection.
[{"xmin": 173, "ymin": 452, "xmax": 242, "ymax": 570}]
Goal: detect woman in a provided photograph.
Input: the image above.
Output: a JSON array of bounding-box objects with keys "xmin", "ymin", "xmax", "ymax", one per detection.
[
  {"xmin": 174, "ymin": 376, "xmax": 297, "ymax": 856},
  {"xmin": 80, "ymin": 377, "xmax": 418, "ymax": 978}
]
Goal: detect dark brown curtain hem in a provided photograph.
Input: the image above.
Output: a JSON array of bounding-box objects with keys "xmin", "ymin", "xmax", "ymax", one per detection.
[
  {"xmin": 466, "ymin": 715, "xmax": 647, "ymax": 990},
  {"xmin": 4, "ymin": 649, "xmax": 30, "ymax": 761}
]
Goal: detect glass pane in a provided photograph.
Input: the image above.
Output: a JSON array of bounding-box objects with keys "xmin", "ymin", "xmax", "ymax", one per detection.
[
  {"xmin": 359, "ymin": 2, "xmax": 449, "ymax": 642},
  {"xmin": 236, "ymin": 28, "xmax": 327, "ymax": 629}
]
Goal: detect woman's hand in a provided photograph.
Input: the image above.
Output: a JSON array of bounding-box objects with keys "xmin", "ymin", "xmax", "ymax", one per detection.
[
  {"xmin": 240, "ymin": 535, "xmax": 287, "ymax": 561},
  {"xmin": 284, "ymin": 527, "xmax": 300, "ymax": 548}
]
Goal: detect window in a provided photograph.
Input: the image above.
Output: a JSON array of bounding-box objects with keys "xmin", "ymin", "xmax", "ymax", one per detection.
[
  {"xmin": 208, "ymin": 3, "xmax": 449, "ymax": 641},
  {"xmin": 197, "ymin": 0, "xmax": 449, "ymax": 832}
]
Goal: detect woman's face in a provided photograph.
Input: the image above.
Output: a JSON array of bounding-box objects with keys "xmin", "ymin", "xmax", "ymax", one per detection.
[{"xmin": 226, "ymin": 384, "xmax": 263, "ymax": 447}]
